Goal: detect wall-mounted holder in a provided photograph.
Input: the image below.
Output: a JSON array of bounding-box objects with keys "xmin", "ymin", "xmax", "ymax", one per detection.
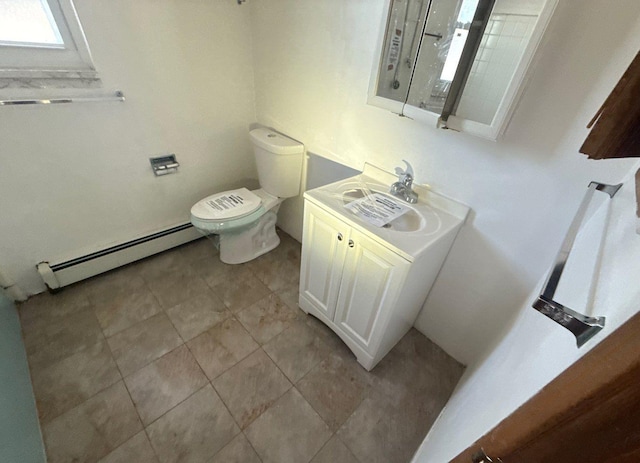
[
  {"xmin": 0, "ymin": 90, "xmax": 125, "ymax": 106},
  {"xmin": 533, "ymin": 181, "xmax": 622, "ymax": 348},
  {"xmin": 150, "ymin": 154, "xmax": 179, "ymax": 176}
]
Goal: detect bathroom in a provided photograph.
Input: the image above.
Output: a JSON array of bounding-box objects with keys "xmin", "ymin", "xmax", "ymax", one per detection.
[{"xmin": 1, "ymin": 0, "xmax": 639, "ymax": 462}]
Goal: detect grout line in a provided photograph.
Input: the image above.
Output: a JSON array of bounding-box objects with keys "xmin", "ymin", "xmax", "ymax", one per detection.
[
  {"xmin": 208, "ymin": 376, "xmax": 246, "ymax": 437},
  {"xmin": 203, "ymin": 316, "xmax": 261, "ymax": 383},
  {"xmin": 336, "ymin": 433, "xmax": 363, "ymax": 463},
  {"xmin": 240, "ymin": 428, "xmax": 265, "ymax": 462},
  {"xmin": 306, "ymin": 429, "xmax": 337, "ymax": 463},
  {"xmin": 141, "ymin": 382, "xmax": 210, "ymax": 429},
  {"xmin": 36, "ymin": 235, "xmax": 313, "ymax": 461},
  {"xmin": 35, "ymin": 340, "xmax": 122, "ymax": 427},
  {"xmin": 213, "ymin": 345, "xmax": 293, "ymax": 432}
]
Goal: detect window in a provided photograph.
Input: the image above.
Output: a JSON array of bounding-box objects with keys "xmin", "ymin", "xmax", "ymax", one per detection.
[{"xmin": 0, "ymin": 0, "xmax": 97, "ymax": 82}]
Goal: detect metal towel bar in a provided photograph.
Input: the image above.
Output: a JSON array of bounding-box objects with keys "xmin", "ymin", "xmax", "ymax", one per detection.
[
  {"xmin": 0, "ymin": 91, "xmax": 125, "ymax": 106},
  {"xmin": 533, "ymin": 181, "xmax": 622, "ymax": 347}
]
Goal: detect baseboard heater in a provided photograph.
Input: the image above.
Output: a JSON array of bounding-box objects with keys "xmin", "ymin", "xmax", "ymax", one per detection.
[{"xmin": 37, "ymin": 223, "xmax": 201, "ymax": 291}]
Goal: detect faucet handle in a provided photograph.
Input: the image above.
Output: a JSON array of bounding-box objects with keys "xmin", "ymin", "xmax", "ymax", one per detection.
[{"xmin": 394, "ymin": 159, "xmax": 414, "ymax": 183}]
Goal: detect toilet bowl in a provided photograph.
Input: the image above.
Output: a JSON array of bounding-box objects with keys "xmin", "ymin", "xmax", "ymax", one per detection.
[{"xmin": 190, "ymin": 128, "xmax": 304, "ymax": 264}]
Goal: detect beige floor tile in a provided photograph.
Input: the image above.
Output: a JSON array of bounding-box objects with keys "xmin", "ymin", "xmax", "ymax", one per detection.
[
  {"xmin": 125, "ymin": 345, "xmax": 208, "ymax": 425},
  {"xmin": 31, "ymin": 340, "xmax": 121, "ymax": 423},
  {"xmin": 213, "ymin": 349, "xmax": 291, "ymax": 429},
  {"xmin": 134, "ymin": 248, "xmax": 191, "ymax": 283},
  {"xmin": 369, "ymin": 328, "xmax": 464, "ymax": 406},
  {"xmin": 210, "ymin": 433, "xmax": 261, "ymax": 463},
  {"xmin": 190, "ymin": 255, "xmax": 245, "ymax": 289},
  {"xmin": 98, "ymin": 431, "xmax": 158, "ymax": 463},
  {"xmin": 43, "ymin": 381, "xmax": 142, "ymax": 463},
  {"xmin": 19, "ymin": 287, "xmax": 92, "ymax": 334},
  {"xmin": 245, "ymin": 388, "xmax": 331, "ymax": 463},
  {"xmin": 263, "ymin": 320, "xmax": 332, "ymax": 383},
  {"xmin": 147, "ymin": 267, "xmax": 211, "ymax": 310},
  {"xmin": 297, "ymin": 352, "xmax": 371, "ymax": 431},
  {"xmin": 178, "ymin": 237, "xmax": 218, "ymax": 262},
  {"xmin": 210, "ymin": 271, "xmax": 271, "ymax": 314},
  {"xmin": 276, "ymin": 285, "xmax": 300, "ymax": 312},
  {"xmin": 83, "ymin": 268, "xmax": 147, "ymax": 304},
  {"xmin": 24, "ymin": 309, "xmax": 104, "ymax": 370},
  {"xmin": 187, "ymin": 318, "xmax": 258, "ymax": 380},
  {"xmin": 337, "ymin": 389, "xmax": 439, "ymax": 463},
  {"xmin": 27, "ymin": 241, "xmax": 464, "ymax": 463},
  {"xmin": 236, "ymin": 293, "xmax": 302, "ymax": 345},
  {"xmin": 248, "ymin": 232, "xmax": 301, "ymax": 290},
  {"xmin": 146, "ymin": 385, "xmax": 239, "ymax": 463},
  {"xmin": 303, "ymin": 313, "xmax": 352, "ymax": 354},
  {"xmin": 107, "ymin": 313, "xmax": 183, "ymax": 376},
  {"xmin": 94, "ymin": 286, "xmax": 162, "ymax": 337},
  {"xmin": 311, "ymin": 436, "xmax": 359, "ymax": 463},
  {"xmin": 248, "ymin": 255, "xmax": 301, "ymax": 293},
  {"xmin": 165, "ymin": 292, "xmax": 231, "ymax": 341}
]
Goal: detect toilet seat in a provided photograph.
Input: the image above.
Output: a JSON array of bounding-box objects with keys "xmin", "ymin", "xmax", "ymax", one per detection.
[
  {"xmin": 190, "ymin": 188, "xmax": 279, "ymax": 233},
  {"xmin": 191, "ymin": 188, "xmax": 262, "ymax": 221}
]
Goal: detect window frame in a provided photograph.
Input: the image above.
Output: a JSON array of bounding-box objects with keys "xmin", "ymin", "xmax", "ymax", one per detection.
[{"xmin": 0, "ymin": 0, "xmax": 97, "ymax": 81}]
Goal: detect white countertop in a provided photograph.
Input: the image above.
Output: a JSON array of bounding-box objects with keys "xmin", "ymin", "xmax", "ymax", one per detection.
[{"xmin": 303, "ymin": 169, "xmax": 470, "ymax": 261}]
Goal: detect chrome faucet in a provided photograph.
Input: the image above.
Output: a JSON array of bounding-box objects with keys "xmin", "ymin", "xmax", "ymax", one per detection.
[{"xmin": 390, "ymin": 160, "xmax": 418, "ymax": 204}]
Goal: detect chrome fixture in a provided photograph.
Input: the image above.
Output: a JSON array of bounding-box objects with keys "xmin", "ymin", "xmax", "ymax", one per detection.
[
  {"xmin": 0, "ymin": 91, "xmax": 125, "ymax": 106},
  {"xmin": 533, "ymin": 181, "xmax": 622, "ymax": 347},
  {"xmin": 390, "ymin": 160, "xmax": 418, "ymax": 204},
  {"xmin": 472, "ymin": 449, "xmax": 502, "ymax": 463},
  {"xmin": 150, "ymin": 154, "xmax": 180, "ymax": 176}
]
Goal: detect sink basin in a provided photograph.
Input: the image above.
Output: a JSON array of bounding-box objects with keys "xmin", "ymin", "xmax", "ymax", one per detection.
[
  {"xmin": 303, "ymin": 163, "xmax": 470, "ymax": 260},
  {"xmin": 342, "ymin": 188, "xmax": 426, "ymax": 232}
]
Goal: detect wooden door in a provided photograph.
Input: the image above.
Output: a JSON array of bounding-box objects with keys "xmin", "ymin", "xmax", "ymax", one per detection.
[
  {"xmin": 333, "ymin": 228, "xmax": 409, "ymax": 353},
  {"xmin": 299, "ymin": 202, "xmax": 350, "ymax": 321},
  {"xmin": 452, "ymin": 311, "xmax": 640, "ymax": 463}
]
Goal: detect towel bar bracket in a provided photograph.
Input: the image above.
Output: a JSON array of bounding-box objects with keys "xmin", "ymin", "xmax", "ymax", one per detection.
[
  {"xmin": 591, "ymin": 181, "xmax": 622, "ymax": 198},
  {"xmin": 533, "ymin": 296, "xmax": 605, "ymax": 348}
]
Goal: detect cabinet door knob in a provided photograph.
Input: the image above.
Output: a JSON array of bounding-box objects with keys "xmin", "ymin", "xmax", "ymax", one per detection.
[
  {"xmin": 348, "ymin": 239, "xmax": 355, "ymax": 248},
  {"xmin": 337, "ymin": 233, "xmax": 343, "ymax": 241}
]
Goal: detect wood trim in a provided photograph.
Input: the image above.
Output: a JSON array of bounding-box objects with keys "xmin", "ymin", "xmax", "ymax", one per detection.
[
  {"xmin": 580, "ymin": 51, "xmax": 640, "ymax": 160},
  {"xmin": 450, "ymin": 310, "xmax": 640, "ymax": 463}
]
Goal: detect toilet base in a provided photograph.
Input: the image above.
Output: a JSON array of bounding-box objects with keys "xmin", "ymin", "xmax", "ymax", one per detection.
[{"xmin": 219, "ymin": 209, "xmax": 280, "ymax": 264}]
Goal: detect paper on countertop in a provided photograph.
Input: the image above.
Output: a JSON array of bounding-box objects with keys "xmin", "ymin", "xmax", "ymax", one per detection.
[{"xmin": 344, "ymin": 193, "xmax": 410, "ymax": 227}]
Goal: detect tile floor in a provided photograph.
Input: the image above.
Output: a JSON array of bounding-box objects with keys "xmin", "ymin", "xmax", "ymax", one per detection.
[{"xmin": 19, "ymin": 231, "xmax": 464, "ymax": 463}]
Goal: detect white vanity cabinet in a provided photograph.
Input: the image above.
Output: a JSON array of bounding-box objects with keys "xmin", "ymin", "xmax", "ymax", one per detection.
[
  {"xmin": 298, "ymin": 168, "xmax": 469, "ymax": 370},
  {"xmin": 299, "ymin": 199, "xmax": 458, "ymax": 370},
  {"xmin": 300, "ymin": 202, "xmax": 410, "ymax": 369}
]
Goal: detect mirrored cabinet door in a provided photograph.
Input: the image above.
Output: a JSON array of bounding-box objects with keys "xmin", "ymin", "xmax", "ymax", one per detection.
[
  {"xmin": 369, "ymin": 0, "xmax": 558, "ymax": 140},
  {"xmin": 406, "ymin": 0, "xmax": 481, "ymax": 113},
  {"xmin": 376, "ymin": 0, "xmax": 429, "ymax": 104}
]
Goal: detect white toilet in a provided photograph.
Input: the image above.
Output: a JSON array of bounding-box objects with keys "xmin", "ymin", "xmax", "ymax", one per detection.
[{"xmin": 190, "ymin": 128, "xmax": 304, "ymax": 264}]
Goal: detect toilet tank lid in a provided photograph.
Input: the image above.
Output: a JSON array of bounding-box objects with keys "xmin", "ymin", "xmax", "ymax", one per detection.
[
  {"xmin": 250, "ymin": 128, "xmax": 304, "ymax": 155},
  {"xmin": 191, "ymin": 188, "xmax": 262, "ymax": 221}
]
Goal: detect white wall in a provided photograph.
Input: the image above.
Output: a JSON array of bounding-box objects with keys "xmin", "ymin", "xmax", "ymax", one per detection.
[
  {"xmin": 250, "ymin": 0, "xmax": 640, "ymax": 366},
  {"xmin": 413, "ymin": 161, "xmax": 640, "ymax": 462},
  {"xmin": 0, "ymin": 0, "xmax": 257, "ymax": 295}
]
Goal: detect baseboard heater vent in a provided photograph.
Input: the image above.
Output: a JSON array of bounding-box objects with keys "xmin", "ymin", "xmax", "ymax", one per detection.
[{"xmin": 37, "ymin": 223, "xmax": 201, "ymax": 291}]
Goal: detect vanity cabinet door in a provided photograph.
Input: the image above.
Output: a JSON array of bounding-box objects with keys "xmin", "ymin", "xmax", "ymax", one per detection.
[
  {"xmin": 299, "ymin": 202, "xmax": 350, "ymax": 321},
  {"xmin": 333, "ymin": 228, "xmax": 410, "ymax": 353}
]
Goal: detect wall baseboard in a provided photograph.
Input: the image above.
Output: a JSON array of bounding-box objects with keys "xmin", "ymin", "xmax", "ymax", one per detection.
[{"xmin": 37, "ymin": 223, "xmax": 201, "ymax": 290}]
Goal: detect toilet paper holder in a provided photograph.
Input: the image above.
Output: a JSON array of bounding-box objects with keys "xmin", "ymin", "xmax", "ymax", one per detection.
[{"xmin": 150, "ymin": 154, "xmax": 180, "ymax": 176}]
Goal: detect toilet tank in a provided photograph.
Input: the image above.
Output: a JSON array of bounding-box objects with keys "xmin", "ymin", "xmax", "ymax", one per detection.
[{"xmin": 250, "ymin": 128, "xmax": 304, "ymax": 198}]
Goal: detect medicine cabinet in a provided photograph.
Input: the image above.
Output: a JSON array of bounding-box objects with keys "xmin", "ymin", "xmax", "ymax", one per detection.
[{"xmin": 368, "ymin": 0, "xmax": 558, "ymax": 140}]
